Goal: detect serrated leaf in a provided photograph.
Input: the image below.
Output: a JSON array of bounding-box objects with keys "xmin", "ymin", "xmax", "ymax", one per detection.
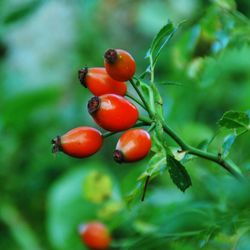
[
  {"xmin": 222, "ymin": 133, "xmax": 236, "ymax": 158},
  {"xmin": 218, "ymin": 111, "xmax": 250, "ymax": 129},
  {"xmin": 146, "ymin": 21, "xmax": 177, "ymax": 68},
  {"xmin": 138, "ymin": 152, "xmax": 166, "ymax": 181},
  {"xmin": 146, "ymin": 22, "xmax": 176, "ymax": 64},
  {"xmin": 167, "ymin": 155, "xmax": 192, "ymax": 192}
]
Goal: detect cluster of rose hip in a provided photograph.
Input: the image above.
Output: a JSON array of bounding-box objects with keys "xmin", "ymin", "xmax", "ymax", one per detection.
[{"xmin": 52, "ymin": 49, "xmax": 152, "ymax": 165}]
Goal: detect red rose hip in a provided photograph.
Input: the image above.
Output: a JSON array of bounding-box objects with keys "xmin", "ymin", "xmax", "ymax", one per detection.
[
  {"xmin": 78, "ymin": 67, "xmax": 127, "ymax": 96},
  {"xmin": 113, "ymin": 128, "xmax": 151, "ymax": 163},
  {"xmin": 51, "ymin": 127, "xmax": 103, "ymax": 158},
  {"xmin": 104, "ymin": 49, "xmax": 136, "ymax": 81},
  {"xmin": 79, "ymin": 222, "xmax": 111, "ymax": 250},
  {"xmin": 88, "ymin": 94, "xmax": 138, "ymax": 132}
]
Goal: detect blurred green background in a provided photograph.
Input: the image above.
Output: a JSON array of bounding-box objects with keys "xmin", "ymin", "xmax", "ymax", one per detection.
[{"xmin": 1, "ymin": 0, "xmax": 250, "ymax": 249}]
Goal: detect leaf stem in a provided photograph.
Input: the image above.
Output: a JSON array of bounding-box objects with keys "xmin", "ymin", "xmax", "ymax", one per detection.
[
  {"xmin": 138, "ymin": 115, "xmax": 152, "ymax": 124},
  {"xmin": 130, "ymin": 75, "xmax": 244, "ymax": 181},
  {"xmin": 161, "ymin": 120, "xmax": 244, "ymax": 180},
  {"xmin": 125, "ymin": 92, "xmax": 146, "ymax": 110},
  {"xmin": 129, "ymin": 79, "xmax": 154, "ymax": 118},
  {"xmin": 102, "ymin": 122, "xmax": 150, "ymax": 138}
]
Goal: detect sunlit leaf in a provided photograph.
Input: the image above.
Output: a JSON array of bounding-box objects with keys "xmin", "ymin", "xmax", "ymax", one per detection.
[
  {"xmin": 218, "ymin": 111, "xmax": 250, "ymax": 129},
  {"xmin": 146, "ymin": 21, "xmax": 177, "ymax": 69}
]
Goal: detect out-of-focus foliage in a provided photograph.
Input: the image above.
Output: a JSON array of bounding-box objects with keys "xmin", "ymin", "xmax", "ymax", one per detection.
[{"xmin": 1, "ymin": 0, "xmax": 250, "ymax": 250}]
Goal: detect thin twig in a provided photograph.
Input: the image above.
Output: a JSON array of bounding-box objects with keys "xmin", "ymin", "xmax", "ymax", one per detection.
[
  {"xmin": 126, "ymin": 92, "xmax": 146, "ymax": 110},
  {"xmin": 102, "ymin": 122, "xmax": 150, "ymax": 138},
  {"xmin": 141, "ymin": 175, "xmax": 150, "ymax": 202}
]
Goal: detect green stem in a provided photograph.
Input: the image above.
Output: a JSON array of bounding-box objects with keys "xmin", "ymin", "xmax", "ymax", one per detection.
[
  {"xmin": 147, "ymin": 122, "xmax": 156, "ymax": 133},
  {"xmin": 130, "ymin": 75, "xmax": 243, "ymax": 180},
  {"xmin": 129, "ymin": 79, "xmax": 154, "ymax": 118},
  {"xmin": 161, "ymin": 120, "xmax": 244, "ymax": 180},
  {"xmin": 149, "ymin": 56, "xmax": 154, "ymax": 84},
  {"xmin": 103, "ymin": 121, "xmax": 150, "ymax": 138},
  {"xmin": 125, "ymin": 92, "xmax": 146, "ymax": 110},
  {"xmin": 138, "ymin": 115, "xmax": 152, "ymax": 124}
]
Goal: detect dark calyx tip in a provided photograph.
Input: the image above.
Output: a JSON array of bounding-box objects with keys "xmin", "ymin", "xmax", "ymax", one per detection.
[
  {"xmin": 51, "ymin": 136, "xmax": 62, "ymax": 153},
  {"xmin": 88, "ymin": 96, "xmax": 100, "ymax": 114},
  {"xmin": 78, "ymin": 67, "xmax": 88, "ymax": 87},
  {"xmin": 104, "ymin": 49, "xmax": 118, "ymax": 64},
  {"xmin": 113, "ymin": 150, "xmax": 124, "ymax": 163}
]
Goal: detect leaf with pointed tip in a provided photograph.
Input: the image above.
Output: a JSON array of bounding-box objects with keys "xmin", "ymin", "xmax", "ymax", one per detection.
[
  {"xmin": 167, "ymin": 155, "xmax": 192, "ymax": 192},
  {"xmin": 146, "ymin": 21, "xmax": 177, "ymax": 69}
]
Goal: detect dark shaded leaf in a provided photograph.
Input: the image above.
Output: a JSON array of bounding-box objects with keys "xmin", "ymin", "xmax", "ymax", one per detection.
[{"xmin": 167, "ymin": 155, "xmax": 192, "ymax": 192}]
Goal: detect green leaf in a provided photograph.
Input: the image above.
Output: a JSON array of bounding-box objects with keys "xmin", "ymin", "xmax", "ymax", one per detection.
[
  {"xmin": 4, "ymin": 1, "xmax": 41, "ymax": 24},
  {"xmin": 138, "ymin": 152, "xmax": 166, "ymax": 181},
  {"xmin": 222, "ymin": 133, "xmax": 236, "ymax": 158},
  {"xmin": 167, "ymin": 155, "xmax": 192, "ymax": 192},
  {"xmin": 137, "ymin": 79, "xmax": 155, "ymax": 111},
  {"xmin": 169, "ymin": 147, "xmax": 187, "ymax": 161},
  {"xmin": 146, "ymin": 21, "xmax": 177, "ymax": 69},
  {"xmin": 218, "ymin": 111, "xmax": 250, "ymax": 130},
  {"xmin": 125, "ymin": 182, "xmax": 142, "ymax": 207},
  {"xmin": 151, "ymin": 131, "xmax": 164, "ymax": 153}
]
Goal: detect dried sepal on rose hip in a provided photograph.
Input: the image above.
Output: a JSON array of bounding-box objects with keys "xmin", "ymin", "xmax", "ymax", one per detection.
[
  {"xmin": 78, "ymin": 221, "xmax": 111, "ymax": 250},
  {"xmin": 51, "ymin": 127, "xmax": 103, "ymax": 158},
  {"xmin": 88, "ymin": 94, "xmax": 138, "ymax": 132},
  {"xmin": 104, "ymin": 49, "xmax": 136, "ymax": 81},
  {"xmin": 113, "ymin": 128, "xmax": 152, "ymax": 163},
  {"xmin": 78, "ymin": 67, "xmax": 127, "ymax": 96}
]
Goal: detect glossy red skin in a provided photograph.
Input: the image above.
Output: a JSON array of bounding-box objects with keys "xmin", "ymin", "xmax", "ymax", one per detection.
[
  {"xmin": 91, "ymin": 94, "xmax": 138, "ymax": 132},
  {"xmin": 79, "ymin": 222, "xmax": 111, "ymax": 250},
  {"xmin": 104, "ymin": 49, "xmax": 136, "ymax": 81},
  {"xmin": 86, "ymin": 67, "xmax": 127, "ymax": 96},
  {"xmin": 60, "ymin": 127, "xmax": 103, "ymax": 158},
  {"xmin": 116, "ymin": 128, "xmax": 151, "ymax": 162}
]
